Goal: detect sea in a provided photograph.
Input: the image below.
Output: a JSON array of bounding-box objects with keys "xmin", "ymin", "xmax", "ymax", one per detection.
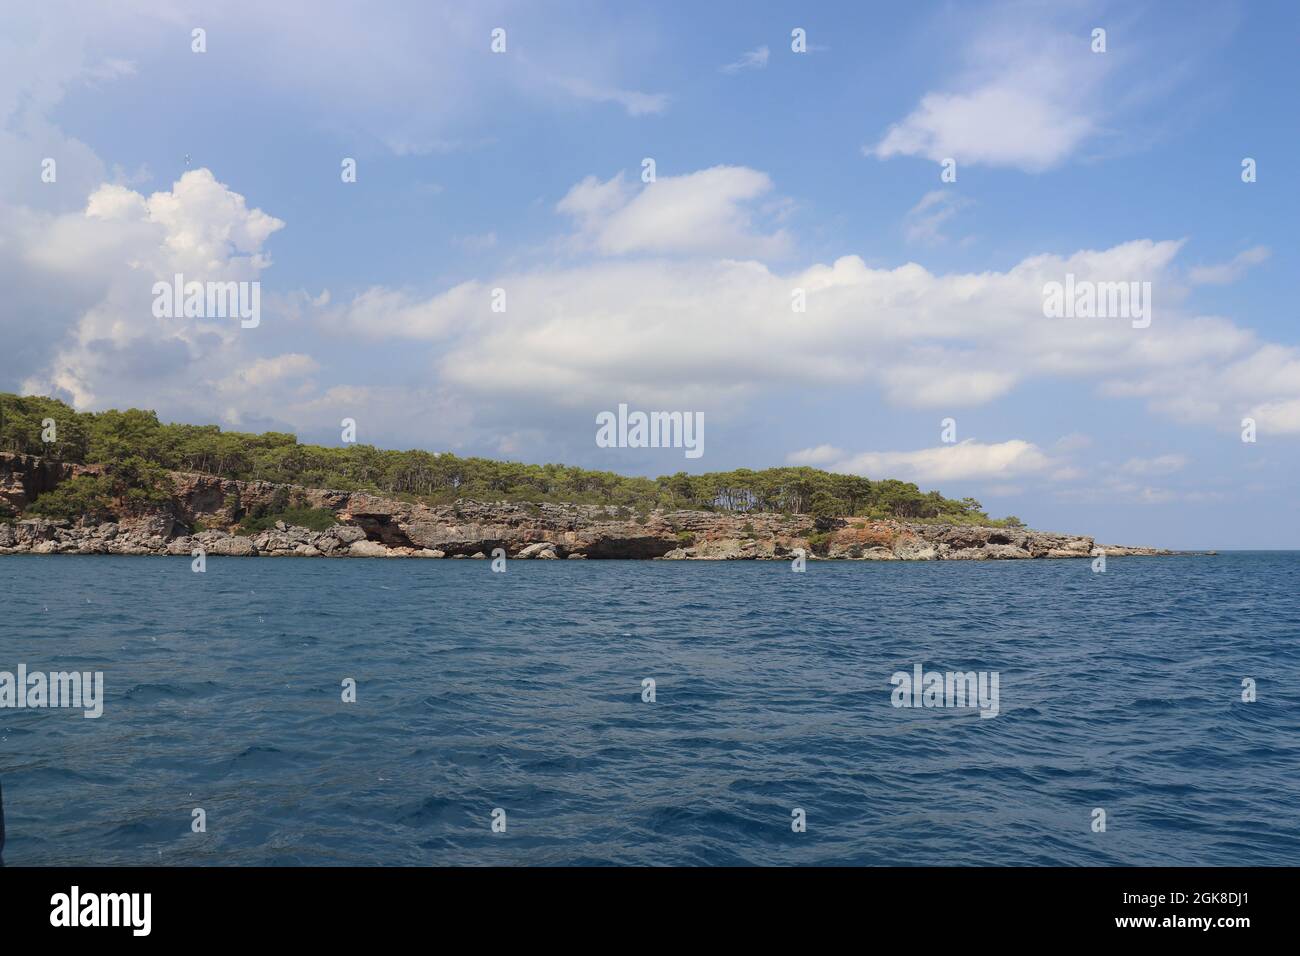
[{"xmin": 2, "ymin": 552, "xmax": 1297, "ymax": 866}]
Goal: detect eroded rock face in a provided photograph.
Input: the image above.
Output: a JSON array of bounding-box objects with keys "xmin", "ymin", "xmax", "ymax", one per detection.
[
  {"xmin": 0, "ymin": 452, "xmax": 1172, "ymax": 560},
  {"xmin": 0, "ymin": 455, "xmax": 93, "ymax": 516}
]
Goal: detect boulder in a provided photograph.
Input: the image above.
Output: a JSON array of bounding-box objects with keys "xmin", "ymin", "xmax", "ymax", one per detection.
[
  {"xmin": 333, "ymin": 525, "xmax": 367, "ymax": 544},
  {"xmin": 208, "ymin": 536, "xmax": 257, "ymax": 556},
  {"xmin": 16, "ymin": 518, "xmax": 66, "ymax": 543},
  {"xmin": 515, "ymin": 542, "xmax": 559, "ymax": 558},
  {"xmin": 892, "ymin": 539, "xmax": 937, "ymax": 560},
  {"xmin": 349, "ymin": 540, "xmax": 391, "ymax": 557}
]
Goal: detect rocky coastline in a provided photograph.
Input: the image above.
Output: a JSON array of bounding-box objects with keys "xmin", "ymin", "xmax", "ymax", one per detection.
[{"xmin": 0, "ymin": 452, "xmax": 1175, "ymax": 561}]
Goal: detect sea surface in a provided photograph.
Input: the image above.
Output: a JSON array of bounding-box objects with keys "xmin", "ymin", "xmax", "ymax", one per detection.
[{"xmin": 2, "ymin": 552, "xmax": 1298, "ymax": 866}]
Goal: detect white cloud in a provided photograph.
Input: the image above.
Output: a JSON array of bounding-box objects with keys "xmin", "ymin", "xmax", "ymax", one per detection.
[
  {"xmin": 6, "ymin": 146, "xmax": 1298, "ymax": 470},
  {"xmin": 548, "ymin": 76, "xmax": 668, "ymax": 117},
  {"xmin": 15, "ymin": 169, "xmax": 298, "ymax": 415},
  {"xmin": 1245, "ymin": 399, "xmax": 1300, "ymax": 435},
  {"xmin": 314, "ymin": 282, "xmax": 480, "ymax": 342},
  {"xmin": 300, "ymin": 189, "xmax": 1300, "ymax": 437},
  {"xmin": 811, "ymin": 440, "xmax": 1056, "ymax": 483},
  {"xmin": 221, "ymin": 353, "xmax": 319, "ymax": 391},
  {"xmin": 879, "ymin": 363, "xmax": 1017, "ymax": 407},
  {"xmin": 787, "ymin": 444, "xmax": 845, "ymax": 466},
  {"xmin": 868, "ymin": 25, "xmax": 1112, "ymax": 171},
  {"xmin": 872, "ymin": 87, "xmax": 1094, "ymax": 172},
  {"xmin": 1188, "ymin": 245, "xmax": 1270, "ymax": 285},
  {"xmin": 557, "ymin": 166, "xmax": 790, "ymax": 258}
]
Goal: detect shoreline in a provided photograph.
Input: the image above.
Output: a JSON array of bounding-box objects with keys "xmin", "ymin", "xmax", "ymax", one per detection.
[
  {"xmin": 0, "ymin": 514, "xmax": 1183, "ymax": 561},
  {"xmin": 1, "ymin": 452, "xmax": 1181, "ymax": 561}
]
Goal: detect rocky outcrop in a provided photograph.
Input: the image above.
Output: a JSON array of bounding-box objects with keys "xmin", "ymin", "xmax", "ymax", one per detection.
[
  {"xmin": 0, "ymin": 452, "xmax": 1176, "ymax": 560},
  {"xmin": 0, "ymin": 454, "xmax": 98, "ymax": 517},
  {"xmin": 0, "ymin": 509, "xmax": 1175, "ymax": 562}
]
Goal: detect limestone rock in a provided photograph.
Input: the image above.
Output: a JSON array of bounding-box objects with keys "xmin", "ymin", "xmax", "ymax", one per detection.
[
  {"xmin": 0, "ymin": 451, "xmax": 1173, "ymax": 562},
  {"xmin": 208, "ymin": 536, "xmax": 257, "ymax": 556},
  {"xmin": 349, "ymin": 540, "xmax": 391, "ymax": 558},
  {"xmin": 516, "ymin": 542, "xmax": 559, "ymax": 558}
]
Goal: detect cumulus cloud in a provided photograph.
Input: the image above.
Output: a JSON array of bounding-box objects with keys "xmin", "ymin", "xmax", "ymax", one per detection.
[
  {"xmin": 301, "ymin": 193, "xmax": 1300, "ymax": 437},
  {"xmin": 868, "ymin": 24, "xmax": 1114, "ymax": 171},
  {"xmin": 557, "ymin": 166, "xmax": 790, "ymax": 258},
  {"xmin": 13, "ymin": 169, "xmax": 304, "ymax": 418},
  {"xmin": 6, "ymin": 148, "xmax": 1298, "ymax": 471},
  {"xmin": 871, "ymin": 82, "xmax": 1094, "ymax": 172}
]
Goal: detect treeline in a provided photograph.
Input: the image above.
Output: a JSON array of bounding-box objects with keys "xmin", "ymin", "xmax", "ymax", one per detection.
[{"xmin": 0, "ymin": 393, "xmax": 1023, "ymax": 524}]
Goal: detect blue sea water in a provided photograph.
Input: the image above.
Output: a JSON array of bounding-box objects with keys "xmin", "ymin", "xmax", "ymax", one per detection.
[{"xmin": 1, "ymin": 552, "xmax": 1298, "ymax": 866}]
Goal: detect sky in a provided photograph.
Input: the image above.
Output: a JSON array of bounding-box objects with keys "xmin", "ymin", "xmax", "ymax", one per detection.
[{"xmin": 1, "ymin": 0, "xmax": 1297, "ymax": 548}]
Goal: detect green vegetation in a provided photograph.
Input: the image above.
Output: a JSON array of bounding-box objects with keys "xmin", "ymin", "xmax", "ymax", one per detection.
[
  {"xmin": 805, "ymin": 530, "xmax": 833, "ymax": 556},
  {"xmin": 237, "ymin": 507, "xmax": 339, "ymax": 535},
  {"xmin": 26, "ymin": 475, "xmax": 114, "ymax": 521},
  {"xmin": 1, "ymin": 393, "xmax": 1021, "ymax": 524},
  {"xmin": 25, "ymin": 457, "xmax": 171, "ymax": 521}
]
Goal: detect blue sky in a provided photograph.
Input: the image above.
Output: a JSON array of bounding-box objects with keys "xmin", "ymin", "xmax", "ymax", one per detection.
[{"xmin": 2, "ymin": 0, "xmax": 1298, "ymax": 547}]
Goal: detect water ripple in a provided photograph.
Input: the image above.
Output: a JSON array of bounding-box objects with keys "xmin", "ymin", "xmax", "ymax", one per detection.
[{"xmin": 1, "ymin": 552, "xmax": 1296, "ymax": 865}]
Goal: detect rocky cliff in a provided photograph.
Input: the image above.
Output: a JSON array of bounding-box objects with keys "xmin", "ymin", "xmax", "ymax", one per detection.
[
  {"xmin": 0, "ymin": 453, "xmax": 1171, "ymax": 560},
  {"xmin": 0, "ymin": 453, "xmax": 97, "ymax": 515}
]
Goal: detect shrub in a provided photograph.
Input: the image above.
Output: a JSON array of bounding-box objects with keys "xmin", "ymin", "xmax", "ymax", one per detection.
[
  {"xmin": 27, "ymin": 475, "xmax": 115, "ymax": 522},
  {"xmin": 238, "ymin": 507, "xmax": 338, "ymax": 534},
  {"xmin": 104, "ymin": 456, "xmax": 172, "ymax": 514},
  {"xmin": 224, "ymin": 488, "xmax": 243, "ymax": 521},
  {"xmin": 806, "ymin": 530, "xmax": 833, "ymax": 556}
]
